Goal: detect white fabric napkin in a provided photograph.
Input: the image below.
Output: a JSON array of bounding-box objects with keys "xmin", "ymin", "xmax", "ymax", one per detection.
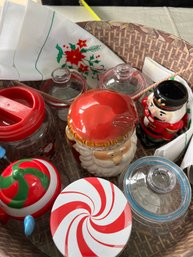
[
  {"xmin": 0, "ymin": 0, "xmax": 26, "ymax": 80},
  {"xmin": 0, "ymin": 0, "xmax": 123, "ymax": 87},
  {"xmin": 142, "ymin": 57, "xmax": 193, "ymax": 164}
]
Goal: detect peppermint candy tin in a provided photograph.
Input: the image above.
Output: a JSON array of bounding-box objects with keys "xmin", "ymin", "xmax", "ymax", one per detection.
[{"xmin": 50, "ymin": 177, "xmax": 132, "ymax": 257}]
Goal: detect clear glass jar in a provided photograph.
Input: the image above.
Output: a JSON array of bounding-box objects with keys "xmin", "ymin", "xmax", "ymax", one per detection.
[
  {"xmin": 1, "ymin": 106, "xmax": 56, "ymax": 160},
  {"xmin": 99, "ymin": 63, "xmax": 147, "ymax": 98},
  {"xmin": 0, "ymin": 86, "xmax": 60, "ymax": 171},
  {"xmin": 121, "ymin": 156, "xmax": 192, "ymax": 235},
  {"xmin": 40, "ymin": 67, "xmax": 86, "ymax": 121}
]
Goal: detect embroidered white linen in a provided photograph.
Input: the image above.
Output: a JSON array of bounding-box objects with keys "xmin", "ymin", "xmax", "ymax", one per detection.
[{"xmin": 0, "ymin": 0, "xmax": 123, "ymax": 87}]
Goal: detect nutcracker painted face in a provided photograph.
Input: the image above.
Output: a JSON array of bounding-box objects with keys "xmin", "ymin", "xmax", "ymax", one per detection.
[{"xmin": 146, "ymin": 93, "xmax": 186, "ymax": 123}]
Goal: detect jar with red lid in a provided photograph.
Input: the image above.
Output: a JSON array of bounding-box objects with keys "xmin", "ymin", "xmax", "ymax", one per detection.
[
  {"xmin": 66, "ymin": 89, "xmax": 138, "ymax": 177},
  {"xmin": 0, "ymin": 86, "xmax": 60, "ymax": 170}
]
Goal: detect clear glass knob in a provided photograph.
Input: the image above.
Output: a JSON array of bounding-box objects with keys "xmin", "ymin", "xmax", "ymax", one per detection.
[
  {"xmin": 114, "ymin": 63, "xmax": 133, "ymax": 81},
  {"xmin": 51, "ymin": 67, "xmax": 71, "ymax": 84},
  {"xmin": 146, "ymin": 165, "xmax": 177, "ymax": 194}
]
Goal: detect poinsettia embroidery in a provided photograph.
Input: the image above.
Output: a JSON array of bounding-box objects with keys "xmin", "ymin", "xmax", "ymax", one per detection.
[{"xmin": 56, "ymin": 39, "xmax": 105, "ymax": 79}]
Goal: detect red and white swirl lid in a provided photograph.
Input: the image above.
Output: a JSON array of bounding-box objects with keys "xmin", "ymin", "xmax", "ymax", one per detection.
[{"xmin": 50, "ymin": 177, "xmax": 132, "ymax": 257}]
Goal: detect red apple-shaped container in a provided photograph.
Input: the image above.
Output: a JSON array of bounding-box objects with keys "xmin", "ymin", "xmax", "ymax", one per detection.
[
  {"xmin": 0, "ymin": 158, "xmax": 61, "ymax": 236},
  {"xmin": 66, "ymin": 89, "xmax": 138, "ymax": 177}
]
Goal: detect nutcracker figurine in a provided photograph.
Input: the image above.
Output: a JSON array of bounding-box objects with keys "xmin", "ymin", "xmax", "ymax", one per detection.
[{"xmin": 137, "ymin": 80, "xmax": 188, "ymax": 147}]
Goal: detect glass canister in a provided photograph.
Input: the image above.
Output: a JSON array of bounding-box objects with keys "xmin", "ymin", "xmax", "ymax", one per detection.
[
  {"xmin": 0, "ymin": 86, "xmax": 59, "ymax": 169},
  {"xmin": 121, "ymin": 156, "xmax": 191, "ymax": 235},
  {"xmin": 66, "ymin": 89, "xmax": 138, "ymax": 177},
  {"xmin": 0, "ymin": 158, "xmax": 61, "ymax": 236},
  {"xmin": 99, "ymin": 63, "xmax": 147, "ymax": 98},
  {"xmin": 40, "ymin": 67, "xmax": 86, "ymax": 121},
  {"xmin": 50, "ymin": 177, "xmax": 132, "ymax": 257}
]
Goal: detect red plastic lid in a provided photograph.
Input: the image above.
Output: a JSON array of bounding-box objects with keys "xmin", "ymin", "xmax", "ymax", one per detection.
[
  {"xmin": 0, "ymin": 158, "xmax": 61, "ymax": 219},
  {"xmin": 0, "ymin": 86, "xmax": 45, "ymax": 142},
  {"xmin": 0, "ymin": 159, "xmax": 50, "ymax": 209},
  {"xmin": 67, "ymin": 89, "xmax": 138, "ymax": 147}
]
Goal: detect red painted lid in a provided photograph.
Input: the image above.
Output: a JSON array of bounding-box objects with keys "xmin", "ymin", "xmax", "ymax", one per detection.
[
  {"xmin": 67, "ymin": 89, "xmax": 138, "ymax": 147},
  {"xmin": 0, "ymin": 86, "xmax": 45, "ymax": 142},
  {"xmin": 0, "ymin": 159, "xmax": 50, "ymax": 209}
]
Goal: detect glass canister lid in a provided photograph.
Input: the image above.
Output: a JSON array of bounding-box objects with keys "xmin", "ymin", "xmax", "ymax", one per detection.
[
  {"xmin": 99, "ymin": 63, "xmax": 147, "ymax": 97},
  {"xmin": 123, "ymin": 156, "xmax": 191, "ymax": 223},
  {"xmin": 40, "ymin": 67, "xmax": 86, "ymax": 107}
]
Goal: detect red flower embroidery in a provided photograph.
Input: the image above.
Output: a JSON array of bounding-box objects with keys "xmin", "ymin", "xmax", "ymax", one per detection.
[
  {"xmin": 79, "ymin": 64, "xmax": 89, "ymax": 72},
  {"xmin": 77, "ymin": 39, "xmax": 87, "ymax": 48},
  {"xmin": 56, "ymin": 39, "xmax": 105, "ymax": 79},
  {"xmin": 65, "ymin": 48, "xmax": 85, "ymax": 65}
]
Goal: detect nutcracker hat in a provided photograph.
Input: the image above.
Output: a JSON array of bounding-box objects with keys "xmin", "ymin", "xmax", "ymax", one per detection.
[{"xmin": 153, "ymin": 80, "xmax": 188, "ymax": 111}]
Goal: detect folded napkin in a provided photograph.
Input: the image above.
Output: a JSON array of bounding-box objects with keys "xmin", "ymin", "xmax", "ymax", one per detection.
[
  {"xmin": 142, "ymin": 57, "xmax": 193, "ymax": 165},
  {"xmin": 0, "ymin": 0, "xmax": 123, "ymax": 87},
  {"xmin": 181, "ymin": 135, "xmax": 193, "ymax": 169}
]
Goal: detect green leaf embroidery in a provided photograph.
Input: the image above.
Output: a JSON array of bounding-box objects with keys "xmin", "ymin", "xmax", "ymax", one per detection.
[
  {"xmin": 56, "ymin": 44, "xmax": 64, "ymax": 63},
  {"xmin": 69, "ymin": 43, "xmax": 76, "ymax": 50},
  {"xmin": 81, "ymin": 46, "xmax": 101, "ymax": 53},
  {"xmin": 80, "ymin": 48, "xmax": 87, "ymax": 53}
]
